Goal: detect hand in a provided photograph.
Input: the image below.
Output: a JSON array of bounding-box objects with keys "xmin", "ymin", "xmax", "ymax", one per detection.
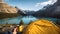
[{"xmin": 13, "ymin": 27, "xmax": 17, "ymax": 34}]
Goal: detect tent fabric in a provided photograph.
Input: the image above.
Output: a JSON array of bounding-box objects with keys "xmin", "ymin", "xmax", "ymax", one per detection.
[{"xmin": 23, "ymin": 19, "xmax": 60, "ymax": 34}]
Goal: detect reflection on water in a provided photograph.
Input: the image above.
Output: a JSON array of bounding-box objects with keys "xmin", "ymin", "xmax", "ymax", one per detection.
[
  {"xmin": 0, "ymin": 16, "xmax": 60, "ymax": 24},
  {"xmin": 22, "ymin": 16, "xmax": 37, "ymax": 24},
  {"xmin": 0, "ymin": 16, "xmax": 37, "ymax": 24}
]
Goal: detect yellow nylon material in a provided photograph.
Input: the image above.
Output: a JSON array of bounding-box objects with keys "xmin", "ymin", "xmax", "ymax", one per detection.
[{"xmin": 23, "ymin": 19, "xmax": 60, "ymax": 34}]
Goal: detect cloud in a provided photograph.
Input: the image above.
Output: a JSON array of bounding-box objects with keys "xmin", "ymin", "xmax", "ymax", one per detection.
[{"xmin": 35, "ymin": 0, "xmax": 57, "ymax": 8}]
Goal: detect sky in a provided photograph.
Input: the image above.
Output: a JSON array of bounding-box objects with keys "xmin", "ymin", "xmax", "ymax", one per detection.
[{"xmin": 4, "ymin": 0, "xmax": 57, "ymax": 11}]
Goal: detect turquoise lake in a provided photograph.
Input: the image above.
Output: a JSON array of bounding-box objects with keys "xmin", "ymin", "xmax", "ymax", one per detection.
[{"xmin": 0, "ymin": 16, "xmax": 60, "ymax": 24}]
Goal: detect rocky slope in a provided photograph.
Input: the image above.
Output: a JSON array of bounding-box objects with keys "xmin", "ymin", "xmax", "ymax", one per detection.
[
  {"xmin": 33, "ymin": 0, "xmax": 60, "ymax": 19},
  {"xmin": 0, "ymin": 2, "xmax": 17, "ymax": 13},
  {"xmin": 0, "ymin": 1, "xmax": 20, "ymax": 19}
]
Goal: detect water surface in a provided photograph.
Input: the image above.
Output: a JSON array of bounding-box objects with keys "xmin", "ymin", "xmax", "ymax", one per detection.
[{"xmin": 0, "ymin": 16, "xmax": 59, "ymax": 24}]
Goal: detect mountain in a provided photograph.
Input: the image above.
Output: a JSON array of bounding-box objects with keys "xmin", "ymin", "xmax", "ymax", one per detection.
[
  {"xmin": 0, "ymin": 1, "xmax": 17, "ymax": 13},
  {"xmin": 18, "ymin": 0, "xmax": 60, "ymax": 18},
  {"xmin": 0, "ymin": 1, "xmax": 20, "ymax": 19},
  {"xmin": 33, "ymin": 0, "xmax": 60, "ymax": 19},
  {"xmin": 18, "ymin": 10, "xmax": 36, "ymax": 16},
  {"xmin": 23, "ymin": 10, "xmax": 35, "ymax": 15}
]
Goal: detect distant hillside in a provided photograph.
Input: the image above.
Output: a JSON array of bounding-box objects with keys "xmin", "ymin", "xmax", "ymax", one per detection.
[
  {"xmin": 0, "ymin": 2, "xmax": 17, "ymax": 13},
  {"xmin": 0, "ymin": 1, "xmax": 21, "ymax": 19},
  {"xmin": 33, "ymin": 0, "xmax": 60, "ymax": 19}
]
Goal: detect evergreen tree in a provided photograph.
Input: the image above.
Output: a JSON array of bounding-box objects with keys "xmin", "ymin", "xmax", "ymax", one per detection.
[
  {"xmin": 19, "ymin": 20, "xmax": 24, "ymax": 26},
  {"xmin": 6, "ymin": 22, "xmax": 8, "ymax": 25}
]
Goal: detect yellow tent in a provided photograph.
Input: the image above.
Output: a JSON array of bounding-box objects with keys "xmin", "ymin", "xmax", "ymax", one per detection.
[
  {"xmin": 19, "ymin": 25, "xmax": 24, "ymax": 32},
  {"xmin": 23, "ymin": 19, "xmax": 60, "ymax": 34}
]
